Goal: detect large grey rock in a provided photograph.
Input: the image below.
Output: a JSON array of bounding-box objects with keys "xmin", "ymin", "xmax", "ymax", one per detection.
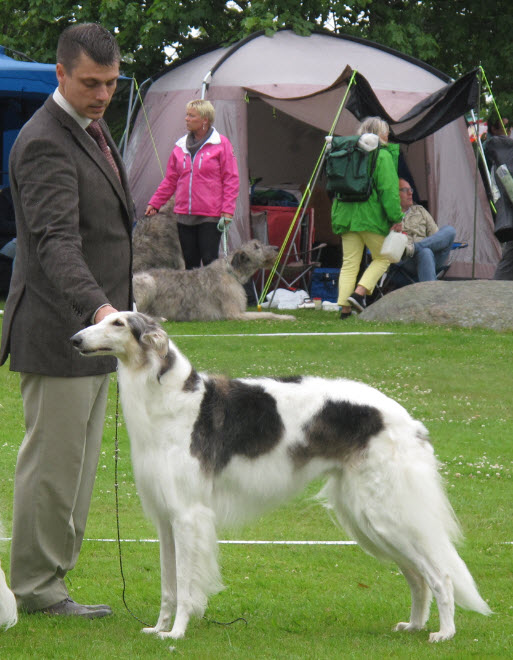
[{"xmin": 361, "ymin": 280, "xmax": 513, "ymax": 331}]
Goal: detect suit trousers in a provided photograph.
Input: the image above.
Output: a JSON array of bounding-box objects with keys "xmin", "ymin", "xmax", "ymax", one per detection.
[
  {"xmin": 10, "ymin": 372, "xmax": 110, "ymax": 611},
  {"xmin": 337, "ymin": 231, "xmax": 389, "ymax": 306}
]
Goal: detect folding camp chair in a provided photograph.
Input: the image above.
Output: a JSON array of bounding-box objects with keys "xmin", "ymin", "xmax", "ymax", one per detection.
[
  {"xmin": 250, "ymin": 205, "xmax": 325, "ymax": 297},
  {"xmin": 378, "ymin": 241, "xmax": 469, "ymax": 295}
]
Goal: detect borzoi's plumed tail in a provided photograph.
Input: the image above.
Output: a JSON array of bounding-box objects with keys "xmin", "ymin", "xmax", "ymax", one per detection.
[{"xmin": 318, "ymin": 420, "xmax": 491, "ymax": 617}]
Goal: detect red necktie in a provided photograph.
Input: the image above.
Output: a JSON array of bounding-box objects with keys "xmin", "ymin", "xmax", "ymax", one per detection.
[{"xmin": 86, "ymin": 120, "xmax": 121, "ymax": 181}]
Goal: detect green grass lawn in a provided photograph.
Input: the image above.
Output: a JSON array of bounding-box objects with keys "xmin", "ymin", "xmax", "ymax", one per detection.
[{"xmin": 0, "ymin": 309, "xmax": 512, "ymax": 658}]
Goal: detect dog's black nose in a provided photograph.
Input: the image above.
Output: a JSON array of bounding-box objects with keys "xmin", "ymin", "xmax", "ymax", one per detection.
[{"xmin": 70, "ymin": 334, "xmax": 82, "ymax": 348}]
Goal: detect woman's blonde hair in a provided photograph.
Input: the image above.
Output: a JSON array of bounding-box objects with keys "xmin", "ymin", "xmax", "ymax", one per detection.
[
  {"xmin": 186, "ymin": 99, "xmax": 215, "ymax": 125},
  {"xmin": 357, "ymin": 116, "xmax": 390, "ymax": 143}
]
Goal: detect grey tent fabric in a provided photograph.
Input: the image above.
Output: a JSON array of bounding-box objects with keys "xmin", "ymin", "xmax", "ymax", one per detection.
[
  {"xmin": 347, "ymin": 69, "xmax": 481, "ymax": 144},
  {"xmin": 125, "ymin": 30, "xmax": 500, "ymax": 278}
]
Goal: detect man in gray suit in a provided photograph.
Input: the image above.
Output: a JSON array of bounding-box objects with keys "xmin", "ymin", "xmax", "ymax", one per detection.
[{"xmin": 0, "ymin": 24, "xmax": 133, "ymax": 618}]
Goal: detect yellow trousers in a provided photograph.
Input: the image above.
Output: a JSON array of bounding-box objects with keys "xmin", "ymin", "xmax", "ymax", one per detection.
[{"xmin": 337, "ymin": 231, "xmax": 390, "ymax": 306}]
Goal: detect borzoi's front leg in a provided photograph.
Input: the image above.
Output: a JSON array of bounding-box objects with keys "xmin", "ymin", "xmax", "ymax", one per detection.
[
  {"xmin": 154, "ymin": 513, "xmax": 202, "ymax": 639},
  {"xmin": 142, "ymin": 521, "xmax": 177, "ymax": 636},
  {"xmin": 157, "ymin": 506, "xmax": 222, "ymax": 640}
]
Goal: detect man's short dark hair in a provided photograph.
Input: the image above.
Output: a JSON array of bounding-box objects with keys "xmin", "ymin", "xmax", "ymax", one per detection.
[{"xmin": 57, "ymin": 23, "xmax": 120, "ymax": 72}]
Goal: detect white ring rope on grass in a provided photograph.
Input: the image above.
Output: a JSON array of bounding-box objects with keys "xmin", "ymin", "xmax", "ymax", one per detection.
[
  {"xmin": 5, "ymin": 537, "xmax": 512, "ymax": 545},
  {"xmin": 87, "ymin": 539, "xmax": 359, "ymax": 545},
  {"xmin": 0, "ymin": 536, "xmax": 356, "ymax": 545},
  {"xmin": 173, "ymin": 332, "xmax": 397, "ymax": 338}
]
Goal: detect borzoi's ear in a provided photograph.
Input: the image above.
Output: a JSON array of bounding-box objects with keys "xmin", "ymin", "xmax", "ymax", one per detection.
[
  {"xmin": 140, "ymin": 327, "xmax": 170, "ymax": 358},
  {"xmin": 127, "ymin": 313, "xmax": 170, "ymax": 358}
]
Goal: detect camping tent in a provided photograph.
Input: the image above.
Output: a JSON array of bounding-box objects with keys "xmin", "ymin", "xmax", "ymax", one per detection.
[
  {"xmin": 0, "ymin": 46, "xmax": 57, "ymax": 186},
  {"xmin": 125, "ymin": 29, "xmax": 501, "ymax": 278}
]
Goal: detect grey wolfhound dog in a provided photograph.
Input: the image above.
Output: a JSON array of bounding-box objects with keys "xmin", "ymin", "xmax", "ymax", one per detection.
[{"xmin": 133, "ymin": 239, "xmax": 295, "ymax": 321}]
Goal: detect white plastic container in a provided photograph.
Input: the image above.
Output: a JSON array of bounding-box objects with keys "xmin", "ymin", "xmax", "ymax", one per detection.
[{"xmin": 380, "ymin": 231, "xmax": 408, "ymax": 263}]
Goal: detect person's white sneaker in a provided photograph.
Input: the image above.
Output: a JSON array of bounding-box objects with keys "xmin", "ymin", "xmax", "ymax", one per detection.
[
  {"xmin": 321, "ymin": 301, "xmax": 339, "ymax": 311},
  {"xmin": 297, "ymin": 298, "xmax": 316, "ymax": 309}
]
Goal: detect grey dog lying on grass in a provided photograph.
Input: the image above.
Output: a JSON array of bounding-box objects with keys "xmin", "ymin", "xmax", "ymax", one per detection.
[{"xmin": 133, "ymin": 239, "xmax": 295, "ymax": 322}]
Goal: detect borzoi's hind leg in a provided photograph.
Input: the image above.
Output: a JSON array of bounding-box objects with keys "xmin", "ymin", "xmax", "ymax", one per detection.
[
  {"xmin": 407, "ymin": 557, "xmax": 455, "ymax": 642},
  {"xmin": 142, "ymin": 521, "xmax": 176, "ymax": 635},
  {"xmin": 394, "ymin": 566, "xmax": 432, "ymax": 633}
]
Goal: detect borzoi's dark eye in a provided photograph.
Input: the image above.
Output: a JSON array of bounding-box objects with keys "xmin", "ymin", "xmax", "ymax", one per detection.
[{"xmin": 112, "ymin": 319, "xmax": 124, "ymax": 327}]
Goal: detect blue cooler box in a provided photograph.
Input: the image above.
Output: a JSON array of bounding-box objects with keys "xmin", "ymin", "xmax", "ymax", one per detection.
[{"xmin": 310, "ymin": 268, "xmax": 340, "ymax": 302}]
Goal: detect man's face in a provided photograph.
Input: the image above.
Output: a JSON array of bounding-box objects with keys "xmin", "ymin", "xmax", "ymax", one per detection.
[
  {"xmin": 56, "ymin": 52, "xmax": 119, "ymax": 120},
  {"xmin": 399, "ymin": 180, "xmax": 414, "ymax": 212}
]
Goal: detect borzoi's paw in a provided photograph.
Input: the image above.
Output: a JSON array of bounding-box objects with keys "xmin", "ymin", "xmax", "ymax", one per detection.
[
  {"xmin": 429, "ymin": 629, "xmax": 455, "ymax": 643},
  {"xmin": 394, "ymin": 621, "xmax": 424, "ymax": 633},
  {"xmin": 142, "ymin": 626, "xmax": 184, "ymax": 640},
  {"xmin": 158, "ymin": 629, "xmax": 185, "ymax": 640}
]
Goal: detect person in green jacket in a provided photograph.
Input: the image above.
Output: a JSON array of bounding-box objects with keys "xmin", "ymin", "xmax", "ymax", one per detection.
[{"xmin": 331, "ymin": 117, "xmax": 403, "ymax": 318}]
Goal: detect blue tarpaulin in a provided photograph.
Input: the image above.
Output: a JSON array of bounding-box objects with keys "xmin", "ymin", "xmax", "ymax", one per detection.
[
  {"xmin": 0, "ymin": 46, "xmax": 57, "ymax": 186},
  {"xmin": 0, "ymin": 46, "xmax": 57, "ymax": 97}
]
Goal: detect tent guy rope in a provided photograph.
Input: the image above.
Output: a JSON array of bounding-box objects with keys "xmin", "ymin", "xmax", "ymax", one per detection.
[{"xmin": 258, "ymin": 70, "xmax": 358, "ymax": 310}]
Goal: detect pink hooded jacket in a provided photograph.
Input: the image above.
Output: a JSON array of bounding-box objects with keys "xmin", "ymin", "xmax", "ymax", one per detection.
[{"xmin": 148, "ymin": 128, "xmax": 239, "ymax": 217}]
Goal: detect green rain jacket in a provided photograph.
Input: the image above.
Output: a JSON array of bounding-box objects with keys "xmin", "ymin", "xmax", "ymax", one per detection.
[{"xmin": 331, "ymin": 142, "xmax": 402, "ymax": 236}]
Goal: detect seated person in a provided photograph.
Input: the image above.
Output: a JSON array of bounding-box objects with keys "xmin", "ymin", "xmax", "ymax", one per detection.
[{"xmin": 397, "ymin": 179, "xmax": 456, "ymax": 281}]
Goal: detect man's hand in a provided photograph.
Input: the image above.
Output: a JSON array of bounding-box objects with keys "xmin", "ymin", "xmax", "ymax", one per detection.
[{"xmin": 94, "ymin": 305, "xmax": 118, "ymax": 324}]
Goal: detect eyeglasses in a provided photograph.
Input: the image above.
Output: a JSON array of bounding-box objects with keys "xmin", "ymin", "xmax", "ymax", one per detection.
[{"xmin": 399, "ymin": 187, "xmax": 414, "ymax": 193}]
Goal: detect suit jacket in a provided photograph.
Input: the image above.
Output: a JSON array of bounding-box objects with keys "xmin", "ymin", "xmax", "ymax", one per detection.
[{"xmin": 0, "ymin": 96, "xmax": 133, "ymax": 376}]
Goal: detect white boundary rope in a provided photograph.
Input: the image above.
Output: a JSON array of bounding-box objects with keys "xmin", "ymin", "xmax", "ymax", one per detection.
[
  {"xmin": 173, "ymin": 332, "xmax": 397, "ymax": 338},
  {"xmin": 0, "ymin": 537, "xmax": 356, "ymax": 545},
  {"xmin": 83, "ymin": 538, "xmax": 358, "ymax": 545},
  {"xmin": 3, "ymin": 538, "xmax": 512, "ymax": 545}
]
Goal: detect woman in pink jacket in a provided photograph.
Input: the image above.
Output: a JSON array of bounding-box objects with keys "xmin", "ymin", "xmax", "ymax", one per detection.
[{"xmin": 145, "ymin": 99, "xmax": 239, "ymax": 269}]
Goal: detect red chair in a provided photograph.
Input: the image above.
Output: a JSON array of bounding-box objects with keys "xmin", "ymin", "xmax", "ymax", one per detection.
[{"xmin": 250, "ymin": 205, "xmax": 325, "ymax": 296}]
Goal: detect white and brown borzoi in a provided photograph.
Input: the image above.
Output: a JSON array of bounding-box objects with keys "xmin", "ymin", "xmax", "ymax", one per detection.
[{"xmin": 71, "ymin": 312, "xmax": 490, "ymax": 643}]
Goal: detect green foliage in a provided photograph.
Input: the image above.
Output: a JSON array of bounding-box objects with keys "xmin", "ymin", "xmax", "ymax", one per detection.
[{"xmin": 0, "ymin": 1, "xmax": 511, "ymax": 146}]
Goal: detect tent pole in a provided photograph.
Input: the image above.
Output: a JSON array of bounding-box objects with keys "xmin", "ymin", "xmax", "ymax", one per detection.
[
  {"xmin": 119, "ymin": 77, "xmax": 153, "ymax": 156},
  {"xmin": 470, "ymin": 109, "xmax": 492, "ymax": 191},
  {"xmin": 121, "ymin": 77, "xmax": 135, "ymax": 158},
  {"xmin": 265, "ymin": 155, "xmax": 327, "ymax": 309},
  {"xmin": 262, "ymin": 72, "xmax": 357, "ymax": 309},
  {"xmin": 470, "ymin": 71, "xmax": 483, "ymax": 280},
  {"xmin": 201, "ymin": 72, "xmax": 212, "ymax": 99}
]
